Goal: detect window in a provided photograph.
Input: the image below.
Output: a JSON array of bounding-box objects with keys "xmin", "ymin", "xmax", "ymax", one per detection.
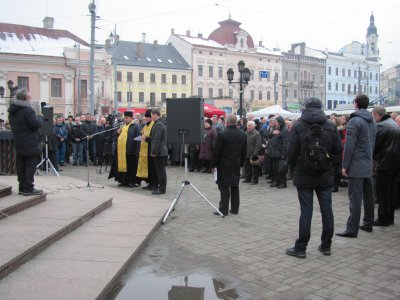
[
  {"xmin": 259, "ymin": 90, "xmax": 263, "ymax": 100},
  {"xmin": 375, "ymin": 73, "xmax": 378, "ymax": 81},
  {"xmin": 117, "ymin": 71, "xmax": 122, "ymax": 81},
  {"xmin": 117, "ymin": 91, "xmax": 122, "ymax": 102},
  {"xmin": 375, "ymin": 86, "xmax": 378, "ymax": 94},
  {"xmin": 139, "ymin": 92, "xmax": 144, "ymax": 102},
  {"xmin": 219, "ymin": 88, "xmax": 223, "ymax": 98},
  {"xmin": 240, "ymin": 39, "xmax": 244, "ymax": 48},
  {"xmin": 348, "ymin": 69, "xmax": 351, "ymax": 77},
  {"xmin": 161, "ymin": 93, "xmax": 167, "ymax": 106},
  {"xmin": 294, "ymin": 72, "xmax": 298, "ymax": 81},
  {"xmin": 182, "ymin": 93, "xmax": 186, "ymax": 98},
  {"xmin": 161, "ymin": 74, "xmax": 166, "ymax": 83},
  {"xmin": 219, "ymin": 67, "xmax": 223, "ymax": 78},
  {"xmin": 274, "ymin": 72, "xmax": 278, "ymax": 83},
  {"xmin": 172, "ymin": 75, "xmax": 177, "ymax": 84},
  {"xmin": 328, "ymin": 67, "xmax": 331, "ymax": 75},
  {"xmin": 353, "ymin": 84, "xmax": 357, "ymax": 95},
  {"xmin": 342, "ymin": 83, "xmax": 345, "ymax": 92},
  {"xmin": 51, "ymin": 78, "xmax": 62, "ymax": 97},
  {"xmin": 285, "ymin": 72, "xmax": 288, "ymax": 80},
  {"xmin": 209, "ymin": 66, "xmax": 213, "ymax": 78},
  {"xmin": 127, "ymin": 91, "xmax": 132, "ymax": 102},
  {"xmin": 284, "ymin": 89, "xmax": 288, "ymax": 100},
  {"xmin": 172, "ymin": 93, "xmax": 177, "ymax": 98},
  {"xmin": 335, "ymin": 68, "xmax": 338, "ymax": 76},
  {"xmin": 139, "ymin": 73, "xmax": 144, "ymax": 82},
  {"xmin": 267, "ymin": 91, "xmax": 271, "ymax": 100},
  {"xmin": 320, "ymin": 75, "xmax": 323, "ymax": 83},
  {"xmin": 369, "ymin": 72, "xmax": 372, "ymax": 80},
  {"xmin": 354, "ymin": 70, "xmax": 357, "ymax": 78},
  {"xmin": 198, "ymin": 87, "xmax": 203, "ymax": 97},
  {"xmin": 348, "ymin": 84, "xmax": 351, "ymax": 94},
  {"xmin": 150, "ymin": 93, "xmax": 156, "ymax": 106},
  {"xmin": 328, "ymin": 82, "xmax": 331, "ymax": 90},
  {"xmin": 17, "ymin": 76, "xmax": 29, "ymax": 90},
  {"xmin": 342, "ymin": 68, "xmax": 345, "ymax": 76},
  {"xmin": 250, "ymin": 90, "xmax": 254, "ymax": 101},
  {"xmin": 181, "ymin": 75, "xmax": 186, "ymax": 84},
  {"xmin": 335, "ymin": 83, "xmax": 338, "ymax": 91},
  {"xmin": 80, "ymin": 80, "xmax": 88, "ymax": 98},
  {"xmin": 370, "ymin": 86, "xmax": 372, "ymax": 94},
  {"xmin": 150, "ymin": 73, "xmax": 156, "ymax": 83},
  {"xmin": 127, "ymin": 72, "xmax": 132, "ymax": 82},
  {"xmin": 198, "ymin": 65, "xmax": 203, "ymax": 77},
  {"xmin": 294, "ymin": 90, "xmax": 297, "ymax": 99},
  {"xmin": 208, "ymin": 88, "xmax": 213, "ymax": 98}
]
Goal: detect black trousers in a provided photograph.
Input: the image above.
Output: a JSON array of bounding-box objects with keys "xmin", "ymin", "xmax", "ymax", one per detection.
[
  {"xmin": 17, "ymin": 155, "xmax": 40, "ymax": 193},
  {"xmin": 376, "ymin": 169, "xmax": 399, "ymax": 225},
  {"xmin": 218, "ymin": 185, "xmax": 239, "ymax": 215},
  {"xmin": 153, "ymin": 156, "xmax": 167, "ymax": 192},
  {"xmin": 272, "ymin": 158, "xmax": 287, "ymax": 184},
  {"xmin": 243, "ymin": 158, "xmax": 260, "ymax": 183}
]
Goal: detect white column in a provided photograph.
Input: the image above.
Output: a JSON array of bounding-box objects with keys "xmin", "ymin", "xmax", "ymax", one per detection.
[
  {"xmin": 40, "ymin": 73, "xmax": 49, "ymax": 103},
  {"xmin": 64, "ymin": 74, "xmax": 74, "ymax": 116}
]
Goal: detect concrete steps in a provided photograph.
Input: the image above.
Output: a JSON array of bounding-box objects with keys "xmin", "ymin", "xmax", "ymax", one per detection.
[
  {"xmin": 0, "ymin": 175, "xmax": 169, "ymax": 300},
  {"xmin": 0, "ymin": 181, "xmax": 113, "ymax": 280},
  {"xmin": 0, "ymin": 184, "xmax": 12, "ymax": 198}
]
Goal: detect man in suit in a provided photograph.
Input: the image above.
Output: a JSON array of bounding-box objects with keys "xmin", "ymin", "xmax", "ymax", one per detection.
[{"xmin": 211, "ymin": 114, "xmax": 247, "ymax": 216}]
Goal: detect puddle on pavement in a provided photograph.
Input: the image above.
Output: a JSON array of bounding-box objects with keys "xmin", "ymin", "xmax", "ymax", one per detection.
[{"xmin": 113, "ymin": 271, "xmax": 243, "ymax": 300}]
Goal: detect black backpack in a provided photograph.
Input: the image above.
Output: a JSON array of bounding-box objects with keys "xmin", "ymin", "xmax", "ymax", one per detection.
[{"xmin": 300, "ymin": 121, "xmax": 331, "ymax": 174}]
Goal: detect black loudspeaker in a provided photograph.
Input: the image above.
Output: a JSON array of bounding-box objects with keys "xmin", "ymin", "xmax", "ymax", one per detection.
[
  {"xmin": 41, "ymin": 106, "xmax": 54, "ymax": 135},
  {"xmin": 167, "ymin": 98, "xmax": 204, "ymax": 144}
]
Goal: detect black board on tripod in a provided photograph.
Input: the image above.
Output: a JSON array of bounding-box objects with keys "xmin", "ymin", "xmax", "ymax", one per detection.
[
  {"xmin": 166, "ymin": 98, "xmax": 204, "ymax": 144},
  {"xmin": 41, "ymin": 106, "xmax": 54, "ymax": 135}
]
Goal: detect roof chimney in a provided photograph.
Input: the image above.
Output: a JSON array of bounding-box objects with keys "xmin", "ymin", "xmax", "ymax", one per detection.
[
  {"xmin": 136, "ymin": 43, "xmax": 143, "ymax": 57},
  {"xmin": 259, "ymin": 41, "xmax": 263, "ymax": 47},
  {"xmin": 105, "ymin": 38, "xmax": 111, "ymax": 49},
  {"xmin": 141, "ymin": 33, "xmax": 146, "ymax": 43},
  {"xmin": 186, "ymin": 30, "xmax": 190, "ymax": 37},
  {"xmin": 198, "ymin": 33, "xmax": 203, "ymax": 39},
  {"xmin": 114, "ymin": 35, "xmax": 120, "ymax": 43},
  {"xmin": 153, "ymin": 40, "xmax": 158, "ymax": 47},
  {"xmin": 171, "ymin": 28, "xmax": 175, "ymax": 35},
  {"xmin": 43, "ymin": 16, "xmax": 54, "ymax": 29}
]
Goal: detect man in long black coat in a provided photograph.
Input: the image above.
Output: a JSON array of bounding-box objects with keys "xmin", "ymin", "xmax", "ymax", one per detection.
[
  {"xmin": 211, "ymin": 114, "xmax": 247, "ymax": 216},
  {"xmin": 8, "ymin": 88, "xmax": 43, "ymax": 196}
]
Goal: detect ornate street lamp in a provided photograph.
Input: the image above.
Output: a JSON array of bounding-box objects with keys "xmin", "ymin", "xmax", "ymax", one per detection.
[{"xmin": 227, "ymin": 61, "xmax": 251, "ymax": 118}]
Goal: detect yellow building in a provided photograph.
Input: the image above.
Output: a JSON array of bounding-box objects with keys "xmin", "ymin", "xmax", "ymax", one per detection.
[{"xmin": 106, "ymin": 38, "xmax": 192, "ymax": 113}]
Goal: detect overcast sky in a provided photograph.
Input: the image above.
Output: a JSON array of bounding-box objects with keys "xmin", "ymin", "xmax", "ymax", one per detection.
[{"xmin": 1, "ymin": 0, "xmax": 398, "ymax": 71}]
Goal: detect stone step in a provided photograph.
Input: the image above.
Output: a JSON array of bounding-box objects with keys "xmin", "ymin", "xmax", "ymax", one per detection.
[
  {"xmin": 0, "ymin": 184, "xmax": 12, "ymax": 198},
  {"xmin": 0, "ymin": 190, "xmax": 112, "ymax": 280},
  {"xmin": 0, "ymin": 193, "xmax": 46, "ymax": 221}
]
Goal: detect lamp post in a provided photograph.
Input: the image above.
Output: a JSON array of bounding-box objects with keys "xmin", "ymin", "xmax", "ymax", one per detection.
[
  {"xmin": 0, "ymin": 80, "xmax": 18, "ymax": 98},
  {"xmin": 227, "ymin": 60, "xmax": 251, "ymax": 118}
]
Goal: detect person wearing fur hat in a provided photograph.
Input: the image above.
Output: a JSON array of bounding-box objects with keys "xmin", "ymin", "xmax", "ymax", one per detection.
[
  {"xmin": 108, "ymin": 111, "xmax": 142, "ymax": 188},
  {"xmin": 8, "ymin": 88, "xmax": 44, "ymax": 196},
  {"xmin": 137, "ymin": 109, "xmax": 157, "ymax": 190}
]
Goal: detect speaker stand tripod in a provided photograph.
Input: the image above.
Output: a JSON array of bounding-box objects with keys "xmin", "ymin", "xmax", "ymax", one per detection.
[
  {"xmin": 36, "ymin": 135, "xmax": 59, "ymax": 176},
  {"xmin": 161, "ymin": 144, "xmax": 224, "ymax": 224}
]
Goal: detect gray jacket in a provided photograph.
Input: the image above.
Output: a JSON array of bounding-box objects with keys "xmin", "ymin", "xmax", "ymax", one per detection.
[
  {"xmin": 246, "ymin": 129, "xmax": 262, "ymax": 157},
  {"xmin": 150, "ymin": 119, "xmax": 168, "ymax": 157},
  {"xmin": 342, "ymin": 109, "xmax": 376, "ymax": 178}
]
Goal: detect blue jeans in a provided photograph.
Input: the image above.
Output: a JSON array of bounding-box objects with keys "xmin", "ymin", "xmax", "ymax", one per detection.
[
  {"xmin": 295, "ymin": 187, "xmax": 334, "ymax": 251},
  {"xmin": 56, "ymin": 142, "xmax": 66, "ymax": 164},
  {"xmin": 72, "ymin": 143, "xmax": 84, "ymax": 163}
]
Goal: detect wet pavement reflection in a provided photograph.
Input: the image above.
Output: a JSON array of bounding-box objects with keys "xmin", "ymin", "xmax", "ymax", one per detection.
[{"xmin": 114, "ymin": 270, "xmax": 242, "ymax": 300}]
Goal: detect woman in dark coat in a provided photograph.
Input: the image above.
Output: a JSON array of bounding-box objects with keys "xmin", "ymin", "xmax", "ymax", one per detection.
[{"xmin": 199, "ymin": 118, "xmax": 217, "ymax": 173}]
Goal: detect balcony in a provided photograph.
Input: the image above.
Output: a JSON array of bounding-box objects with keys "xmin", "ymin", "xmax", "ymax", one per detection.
[{"xmin": 300, "ymin": 81, "xmax": 314, "ymax": 89}]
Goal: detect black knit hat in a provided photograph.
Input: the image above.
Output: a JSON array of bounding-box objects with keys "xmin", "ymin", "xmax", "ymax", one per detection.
[
  {"xmin": 145, "ymin": 109, "xmax": 152, "ymax": 117},
  {"xmin": 124, "ymin": 111, "xmax": 133, "ymax": 117},
  {"xmin": 205, "ymin": 118, "xmax": 213, "ymax": 127},
  {"xmin": 305, "ymin": 97, "xmax": 322, "ymax": 109}
]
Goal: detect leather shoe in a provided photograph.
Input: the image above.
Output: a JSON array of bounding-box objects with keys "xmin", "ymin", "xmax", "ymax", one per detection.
[
  {"xmin": 359, "ymin": 225, "xmax": 373, "ymax": 232},
  {"xmin": 213, "ymin": 211, "xmax": 228, "ymax": 216},
  {"xmin": 267, "ymin": 180, "xmax": 274, "ymax": 183},
  {"xmin": 335, "ymin": 231, "xmax": 357, "ymax": 238},
  {"xmin": 373, "ymin": 220, "xmax": 392, "ymax": 227},
  {"xmin": 270, "ymin": 181, "xmax": 279, "ymax": 187},
  {"xmin": 318, "ymin": 245, "xmax": 331, "ymax": 256},
  {"xmin": 285, "ymin": 247, "xmax": 306, "ymax": 258},
  {"xmin": 242, "ymin": 180, "xmax": 251, "ymax": 183},
  {"xmin": 229, "ymin": 210, "xmax": 238, "ymax": 215},
  {"xmin": 142, "ymin": 185, "xmax": 153, "ymax": 190},
  {"xmin": 152, "ymin": 189, "xmax": 165, "ymax": 195},
  {"xmin": 128, "ymin": 183, "xmax": 140, "ymax": 188},
  {"xmin": 277, "ymin": 183, "xmax": 287, "ymax": 189}
]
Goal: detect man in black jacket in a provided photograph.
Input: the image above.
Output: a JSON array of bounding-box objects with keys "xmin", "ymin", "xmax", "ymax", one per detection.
[
  {"xmin": 211, "ymin": 114, "xmax": 247, "ymax": 216},
  {"xmin": 372, "ymin": 106, "xmax": 400, "ymax": 226},
  {"xmin": 286, "ymin": 97, "xmax": 342, "ymax": 258},
  {"xmin": 8, "ymin": 88, "xmax": 44, "ymax": 196}
]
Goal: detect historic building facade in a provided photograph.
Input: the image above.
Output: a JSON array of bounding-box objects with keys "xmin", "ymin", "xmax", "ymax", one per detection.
[
  {"xmin": 106, "ymin": 37, "xmax": 192, "ymax": 112},
  {"xmin": 167, "ymin": 18, "xmax": 283, "ymax": 114}
]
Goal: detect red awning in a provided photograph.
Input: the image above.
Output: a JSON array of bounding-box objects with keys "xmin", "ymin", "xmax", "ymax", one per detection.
[
  {"xmin": 117, "ymin": 107, "xmax": 148, "ymax": 114},
  {"xmin": 204, "ymin": 104, "xmax": 226, "ymax": 118}
]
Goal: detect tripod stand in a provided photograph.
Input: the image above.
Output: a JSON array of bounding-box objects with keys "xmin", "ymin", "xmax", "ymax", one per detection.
[
  {"xmin": 36, "ymin": 135, "xmax": 59, "ymax": 176},
  {"xmin": 161, "ymin": 141, "xmax": 224, "ymax": 225}
]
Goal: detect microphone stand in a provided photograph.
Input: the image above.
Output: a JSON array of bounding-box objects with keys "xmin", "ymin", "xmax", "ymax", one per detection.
[{"xmin": 77, "ymin": 125, "xmax": 120, "ymax": 190}]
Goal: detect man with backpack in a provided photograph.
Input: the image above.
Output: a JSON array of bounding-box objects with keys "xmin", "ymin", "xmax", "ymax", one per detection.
[
  {"xmin": 286, "ymin": 97, "xmax": 342, "ymax": 258},
  {"xmin": 336, "ymin": 94, "xmax": 376, "ymax": 237}
]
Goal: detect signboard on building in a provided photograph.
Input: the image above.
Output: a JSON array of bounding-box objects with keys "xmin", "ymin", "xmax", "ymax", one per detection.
[{"xmin": 260, "ymin": 71, "xmax": 269, "ymax": 79}]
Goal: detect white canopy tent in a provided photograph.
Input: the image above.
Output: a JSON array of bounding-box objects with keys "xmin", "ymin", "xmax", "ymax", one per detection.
[{"xmin": 248, "ymin": 105, "xmax": 301, "ymax": 119}]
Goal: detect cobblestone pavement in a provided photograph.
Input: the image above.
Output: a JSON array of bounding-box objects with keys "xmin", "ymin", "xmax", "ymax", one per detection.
[{"xmin": 59, "ymin": 163, "xmax": 400, "ymax": 299}]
